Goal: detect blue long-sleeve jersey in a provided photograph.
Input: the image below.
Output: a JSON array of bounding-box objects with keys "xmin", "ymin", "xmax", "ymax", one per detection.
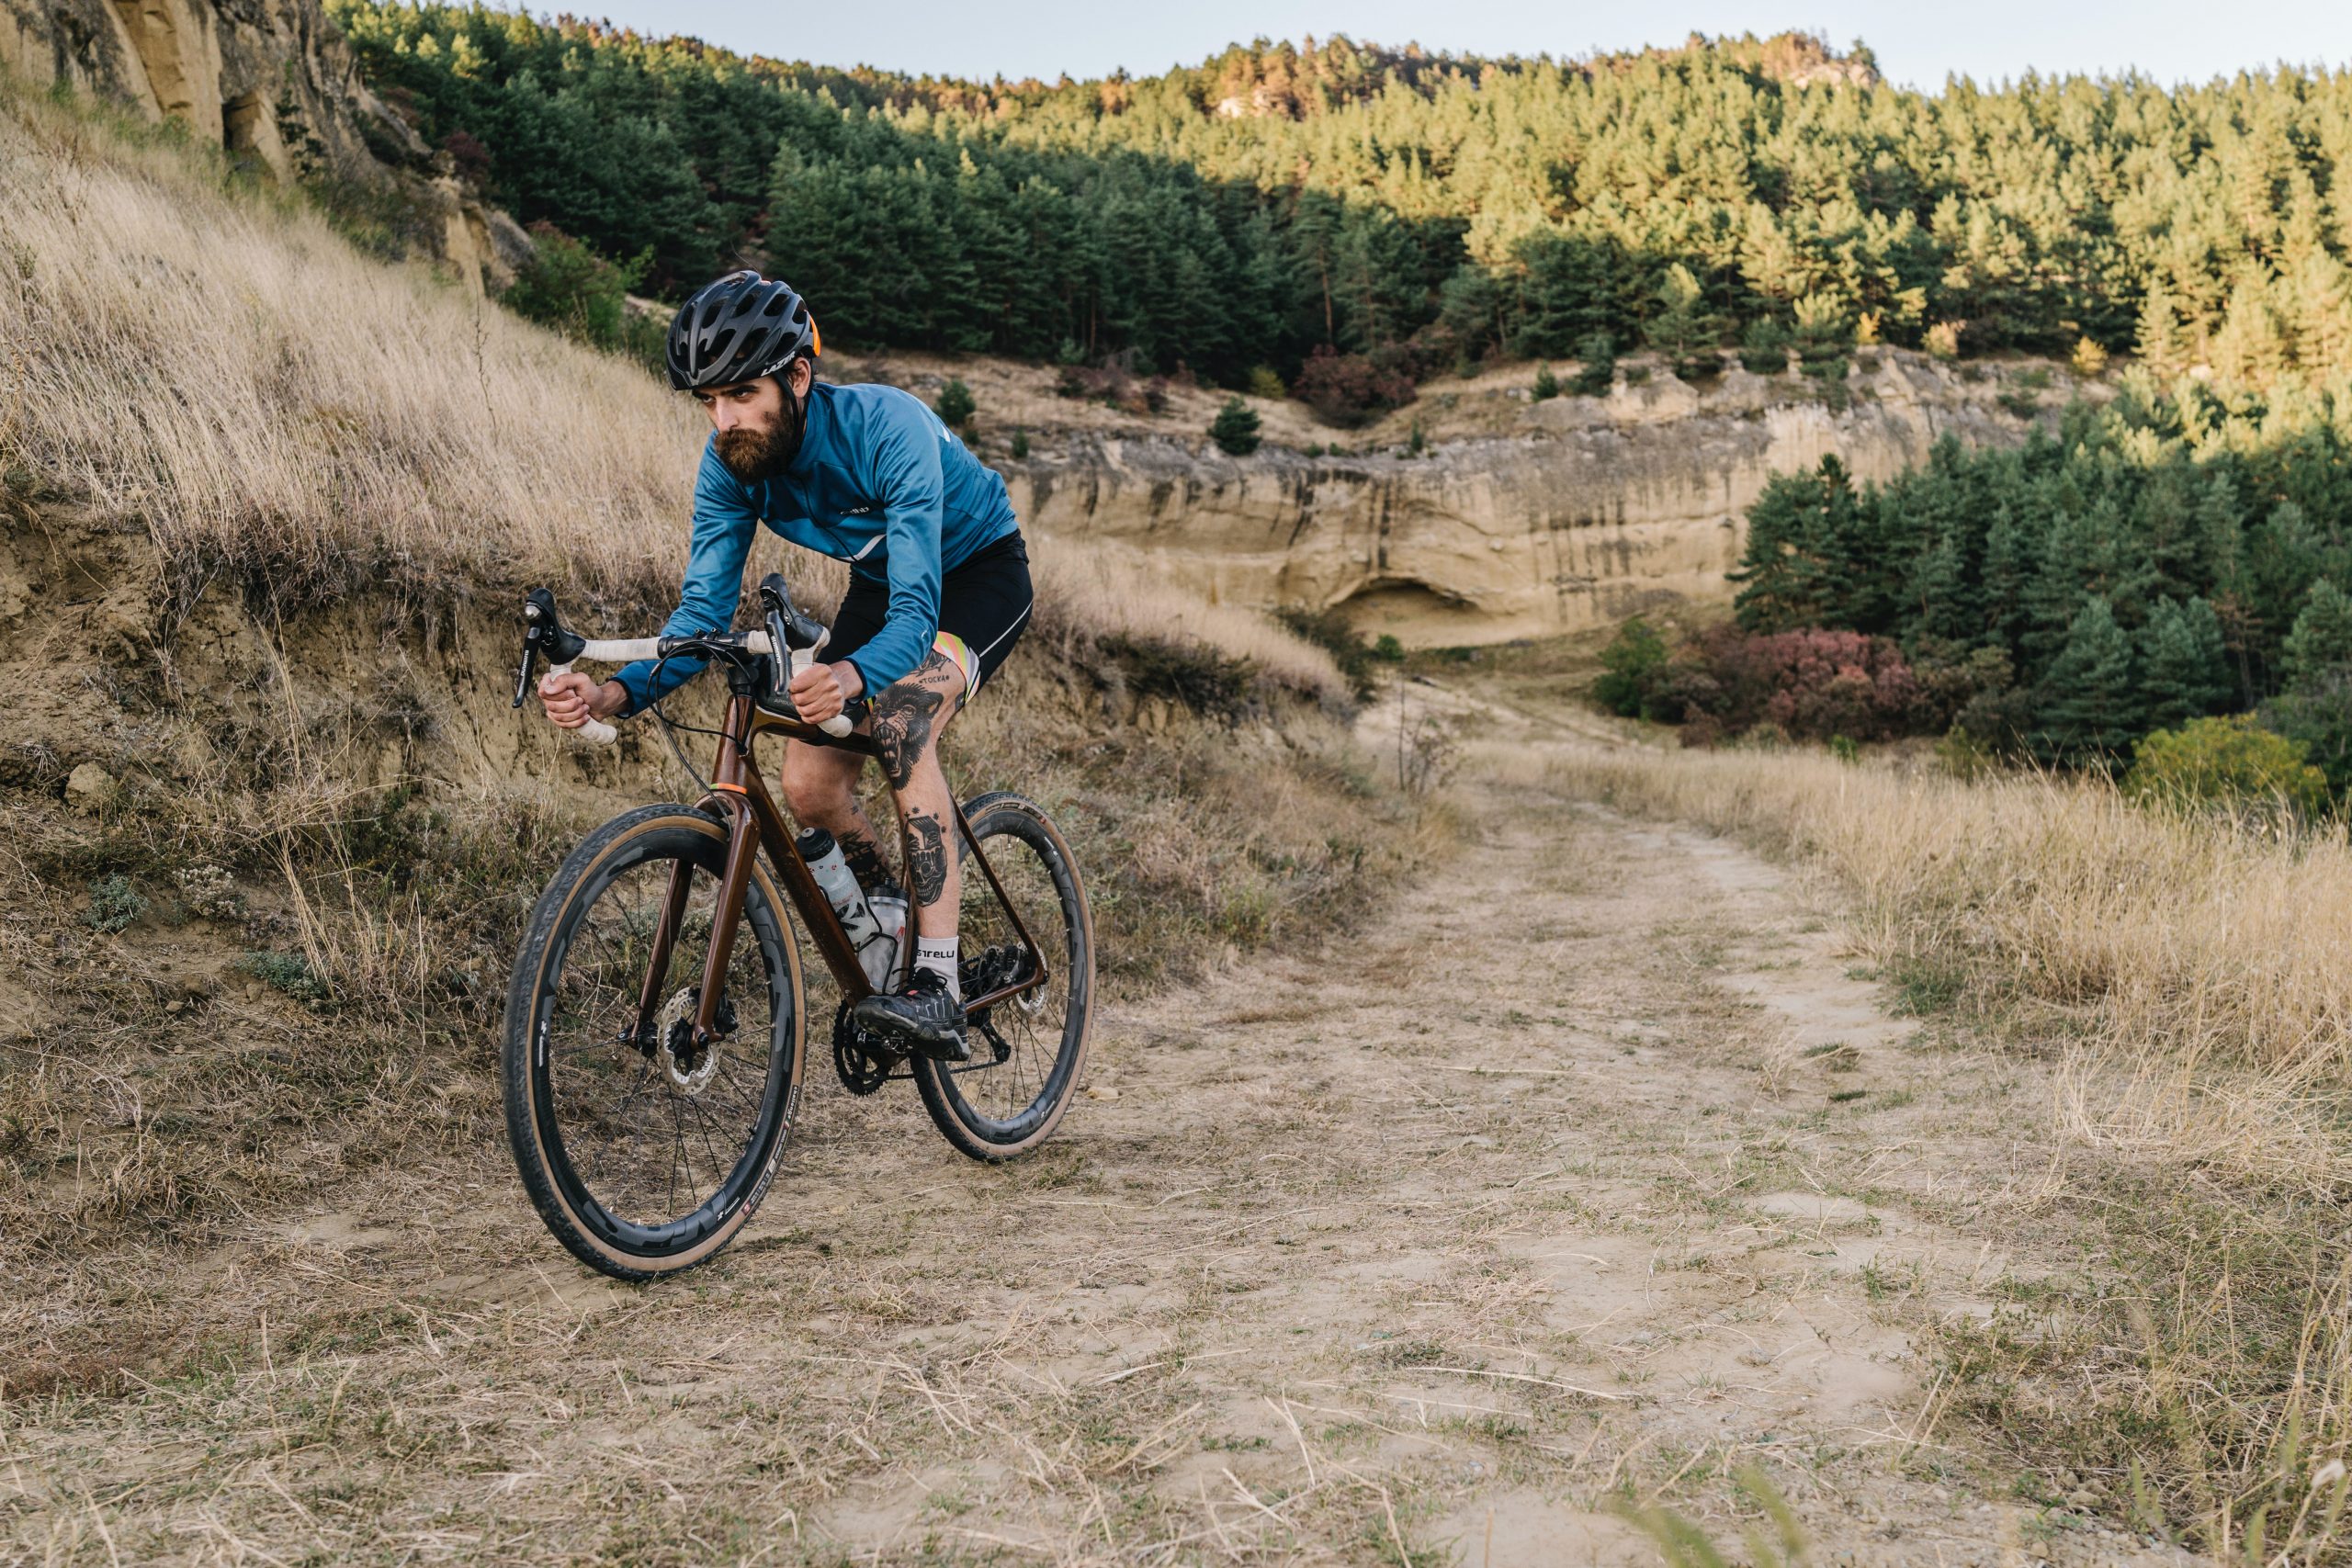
[{"xmin": 613, "ymin": 380, "xmax": 1019, "ymax": 715}]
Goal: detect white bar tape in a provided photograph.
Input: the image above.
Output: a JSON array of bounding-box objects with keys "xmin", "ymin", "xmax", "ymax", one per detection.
[
  {"xmin": 791, "ymin": 642, "xmax": 854, "ymax": 738},
  {"xmin": 547, "ymin": 662, "xmax": 617, "ymax": 746}
]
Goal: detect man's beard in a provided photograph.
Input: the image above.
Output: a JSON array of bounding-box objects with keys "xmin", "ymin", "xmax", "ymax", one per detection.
[{"xmin": 714, "ymin": 391, "xmax": 805, "ymax": 482}]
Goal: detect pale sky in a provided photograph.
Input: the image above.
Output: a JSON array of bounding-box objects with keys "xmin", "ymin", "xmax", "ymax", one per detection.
[{"xmin": 551, "ymin": 0, "xmax": 2349, "ymax": 89}]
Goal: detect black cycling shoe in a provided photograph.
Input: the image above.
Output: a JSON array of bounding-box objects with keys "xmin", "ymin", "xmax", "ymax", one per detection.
[{"xmin": 852, "ymin": 968, "xmax": 969, "ymax": 1063}]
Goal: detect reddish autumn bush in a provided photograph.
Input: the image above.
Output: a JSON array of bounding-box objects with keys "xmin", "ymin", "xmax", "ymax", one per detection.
[
  {"xmin": 1292, "ymin": 344, "xmax": 1416, "ymax": 427},
  {"xmin": 1671, "ymin": 626, "xmax": 1932, "ymax": 741}
]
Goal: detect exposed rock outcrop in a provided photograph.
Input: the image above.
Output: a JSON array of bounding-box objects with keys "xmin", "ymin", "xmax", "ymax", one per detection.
[
  {"xmin": 0, "ymin": 0, "xmax": 529, "ymax": 291},
  {"xmin": 996, "ymin": 353, "xmax": 2070, "ymax": 647}
]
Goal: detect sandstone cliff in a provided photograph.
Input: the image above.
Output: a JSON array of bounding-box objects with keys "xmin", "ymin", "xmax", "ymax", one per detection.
[
  {"xmin": 0, "ymin": 0, "xmax": 528, "ymax": 291},
  {"xmin": 837, "ymin": 348, "xmax": 2087, "ymax": 647}
]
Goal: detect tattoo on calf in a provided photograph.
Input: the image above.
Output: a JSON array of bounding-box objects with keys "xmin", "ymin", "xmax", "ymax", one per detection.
[
  {"xmin": 838, "ymin": 828, "xmax": 889, "ymax": 891},
  {"xmin": 871, "ymin": 682, "xmax": 947, "ymax": 790},
  {"xmin": 905, "ymin": 812, "xmax": 949, "ymax": 907}
]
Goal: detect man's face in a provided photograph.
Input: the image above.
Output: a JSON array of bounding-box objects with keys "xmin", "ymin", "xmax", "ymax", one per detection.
[{"xmin": 696, "ymin": 357, "xmax": 812, "ymax": 482}]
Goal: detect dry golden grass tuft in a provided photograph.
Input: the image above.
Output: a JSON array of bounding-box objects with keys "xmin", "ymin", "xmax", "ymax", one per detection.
[{"xmin": 0, "ymin": 80, "xmax": 1341, "ymax": 700}]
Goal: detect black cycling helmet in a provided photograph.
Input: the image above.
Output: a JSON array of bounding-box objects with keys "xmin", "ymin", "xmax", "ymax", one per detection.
[{"xmin": 665, "ymin": 271, "xmax": 820, "ymax": 391}]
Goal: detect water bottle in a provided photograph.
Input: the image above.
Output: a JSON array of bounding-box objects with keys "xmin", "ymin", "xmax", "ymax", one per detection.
[
  {"xmin": 796, "ymin": 829, "xmax": 894, "ymax": 984},
  {"xmin": 865, "ymin": 888, "xmax": 909, "ymax": 989}
]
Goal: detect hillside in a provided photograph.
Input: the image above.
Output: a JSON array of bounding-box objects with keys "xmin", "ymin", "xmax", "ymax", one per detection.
[{"xmin": 332, "ymin": 5, "xmax": 2352, "ymax": 395}]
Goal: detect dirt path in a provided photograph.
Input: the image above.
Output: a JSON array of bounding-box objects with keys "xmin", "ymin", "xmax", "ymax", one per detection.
[{"xmin": 10, "ymin": 770, "xmax": 2189, "ymax": 1565}]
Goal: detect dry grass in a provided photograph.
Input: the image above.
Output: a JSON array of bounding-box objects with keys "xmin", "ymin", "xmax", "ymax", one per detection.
[
  {"xmin": 1515, "ymin": 737, "xmax": 2352, "ymax": 1555},
  {"xmin": 0, "ymin": 79, "xmax": 1341, "ymax": 701},
  {"xmin": 1511, "ymin": 743, "xmax": 2352, "ymax": 1183},
  {"xmin": 1030, "ymin": 537, "xmax": 1350, "ymax": 707}
]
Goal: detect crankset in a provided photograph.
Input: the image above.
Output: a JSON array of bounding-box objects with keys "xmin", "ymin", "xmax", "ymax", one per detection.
[{"xmin": 831, "ymin": 1000, "xmax": 902, "ymax": 1096}]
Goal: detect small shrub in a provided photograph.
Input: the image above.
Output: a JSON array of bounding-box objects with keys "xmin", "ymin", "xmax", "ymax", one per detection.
[
  {"xmin": 1667, "ymin": 626, "xmax": 1933, "ymax": 742},
  {"xmin": 1739, "ymin": 317, "xmax": 1792, "ymax": 373},
  {"xmin": 1568, "ymin": 333, "xmax": 1615, "ymax": 396},
  {"xmin": 2264, "ymin": 673, "xmax": 2352, "ymax": 796},
  {"xmin": 1009, "ymin": 428, "xmax": 1030, "ymax": 459},
  {"xmin": 85, "ymin": 875, "xmax": 147, "ymax": 934},
  {"xmin": 2125, "ymin": 715, "xmax": 2329, "ymax": 818},
  {"xmin": 1935, "ymin": 726, "xmax": 2002, "ymax": 779},
  {"xmin": 1406, "ymin": 419, "xmax": 1427, "ymax": 456},
  {"xmin": 1373, "ymin": 634, "xmax": 1406, "ymax": 663},
  {"xmin": 933, "ymin": 377, "xmax": 976, "ymax": 431},
  {"xmin": 1623, "ymin": 365, "xmax": 1651, "ymax": 387},
  {"xmin": 1924, "ymin": 320, "xmax": 1964, "ymax": 360},
  {"xmin": 1209, "ymin": 395, "xmax": 1261, "ymax": 456},
  {"xmin": 1591, "ymin": 615, "xmax": 1672, "ymax": 719},
  {"xmin": 498, "ymin": 222, "xmax": 649, "ymax": 354},
  {"xmin": 1246, "ymin": 365, "xmax": 1287, "ymax": 400},
  {"xmin": 1273, "ymin": 605, "xmax": 1379, "ymax": 702},
  {"xmin": 2071, "ymin": 336, "xmax": 2110, "ymax": 377},
  {"xmin": 173, "ymin": 863, "xmax": 245, "ymax": 921},
  {"xmin": 1532, "ymin": 364, "xmax": 1559, "ymax": 401},
  {"xmin": 1293, "ymin": 344, "xmax": 1415, "ymax": 427},
  {"xmin": 1828, "ymin": 733, "xmax": 1860, "ymax": 763},
  {"xmin": 1100, "ymin": 637, "xmax": 1255, "ymax": 720},
  {"xmin": 236, "ymin": 951, "xmax": 333, "ymax": 1008}
]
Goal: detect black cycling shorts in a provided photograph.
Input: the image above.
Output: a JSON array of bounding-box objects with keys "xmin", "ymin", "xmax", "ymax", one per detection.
[{"xmin": 827, "ymin": 531, "xmax": 1033, "ymax": 704}]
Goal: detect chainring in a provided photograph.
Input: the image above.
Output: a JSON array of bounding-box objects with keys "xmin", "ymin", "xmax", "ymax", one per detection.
[{"xmin": 831, "ymin": 999, "xmax": 900, "ymax": 1096}]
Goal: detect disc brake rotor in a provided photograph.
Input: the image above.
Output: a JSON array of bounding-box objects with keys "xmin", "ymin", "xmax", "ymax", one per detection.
[{"xmin": 658, "ymin": 986, "xmax": 722, "ymax": 1094}]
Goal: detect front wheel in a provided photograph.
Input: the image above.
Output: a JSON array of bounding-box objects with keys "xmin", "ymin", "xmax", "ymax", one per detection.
[
  {"xmin": 913, "ymin": 792, "xmax": 1095, "ymax": 1160},
  {"xmin": 500, "ymin": 805, "xmax": 805, "ymax": 1279}
]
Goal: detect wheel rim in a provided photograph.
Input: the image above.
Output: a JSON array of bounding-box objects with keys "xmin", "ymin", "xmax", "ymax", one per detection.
[
  {"xmin": 533, "ymin": 837, "xmax": 793, "ymax": 1255},
  {"xmin": 940, "ymin": 811, "xmax": 1085, "ymax": 1142}
]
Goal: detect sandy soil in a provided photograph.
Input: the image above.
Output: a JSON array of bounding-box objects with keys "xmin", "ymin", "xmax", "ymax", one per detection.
[{"xmin": 6, "ymin": 728, "xmax": 2193, "ymax": 1565}]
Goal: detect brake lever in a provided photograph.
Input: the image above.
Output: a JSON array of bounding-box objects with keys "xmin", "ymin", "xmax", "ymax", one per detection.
[{"xmin": 514, "ymin": 587, "xmax": 556, "ymax": 707}]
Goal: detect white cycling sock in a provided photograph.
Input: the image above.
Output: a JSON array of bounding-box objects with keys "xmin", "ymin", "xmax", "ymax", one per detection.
[{"xmin": 916, "ymin": 936, "xmax": 960, "ymax": 1002}]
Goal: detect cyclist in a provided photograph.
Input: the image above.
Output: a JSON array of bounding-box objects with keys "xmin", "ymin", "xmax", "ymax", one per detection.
[{"xmin": 537, "ymin": 271, "xmax": 1032, "ymax": 1063}]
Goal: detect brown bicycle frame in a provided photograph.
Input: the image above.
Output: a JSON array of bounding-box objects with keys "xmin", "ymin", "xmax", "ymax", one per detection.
[{"xmin": 637, "ymin": 693, "xmax": 1051, "ymax": 1051}]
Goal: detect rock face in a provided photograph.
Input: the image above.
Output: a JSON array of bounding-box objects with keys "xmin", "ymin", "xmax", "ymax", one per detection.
[
  {"xmin": 0, "ymin": 0, "xmax": 530, "ymax": 291},
  {"xmin": 1004, "ymin": 354, "xmax": 2062, "ymax": 647}
]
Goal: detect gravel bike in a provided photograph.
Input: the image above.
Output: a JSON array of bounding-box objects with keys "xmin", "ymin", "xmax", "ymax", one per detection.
[{"xmin": 498, "ymin": 574, "xmax": 1093, "ymax": 1280}]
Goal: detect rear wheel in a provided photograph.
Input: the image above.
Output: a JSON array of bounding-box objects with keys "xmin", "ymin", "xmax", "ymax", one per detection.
[
  {"xmin": 912, "ymin": 792, "xmax": 1094, "ymax": 1160},
  {"xmin": 500, "ymin": 806, "xmax": 804, "ymax": 1279}
]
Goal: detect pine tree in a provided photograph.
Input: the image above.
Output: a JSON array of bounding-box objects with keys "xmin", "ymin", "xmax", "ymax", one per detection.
[
  {"xmin": 1569, "ymin": 332, "xmax": 1616, "ymax": 396},
  {"xmin": 2281, "ymin": 579, "xmax": 2352, "ymax": 689},
  {"xmin": 2138, "ymin": 596, "xmax": 2232, "ymax": 728},
  {"xmin": 1208, "ymin": 395, "xmax": 1262, "ymax": 456},
  {"xmin": 1731, "ymin": 457, "xmax": 1864, "ymax": 632},
  {"xmin": 2034, "ymin": 595, "xmax": 2141, "ymax": 762},
  {"xmin": 1648, "ymin": 263, "xmax": 1723, "ymax": 379}
]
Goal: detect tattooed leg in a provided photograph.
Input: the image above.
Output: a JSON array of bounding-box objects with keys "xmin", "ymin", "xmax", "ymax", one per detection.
[
  {"xmin": 870, "ymin": 650, "xmax": 969, "ymax": 937},
  {"xmin": 779, "ymin": 738, "xmax": 909, "ymax": 902}
]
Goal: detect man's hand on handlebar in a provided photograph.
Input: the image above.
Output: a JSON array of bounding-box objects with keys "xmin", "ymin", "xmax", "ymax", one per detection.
[
  {"xmin": 787, "ymin": 660, "xmax": 863, "ymax": 726},
  {"xmin": 539, "ymin": 672, "xmax": 628, "ymax": 731}
]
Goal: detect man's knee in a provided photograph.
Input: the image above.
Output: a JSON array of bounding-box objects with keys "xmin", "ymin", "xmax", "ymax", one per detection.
[
  {"xmin": 870, "ymin": 680, "xmax": 950, "ymax": 788},
  {"xmin": 780, "ymin": 748, "xmax": 854, "ymax": 822}
]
